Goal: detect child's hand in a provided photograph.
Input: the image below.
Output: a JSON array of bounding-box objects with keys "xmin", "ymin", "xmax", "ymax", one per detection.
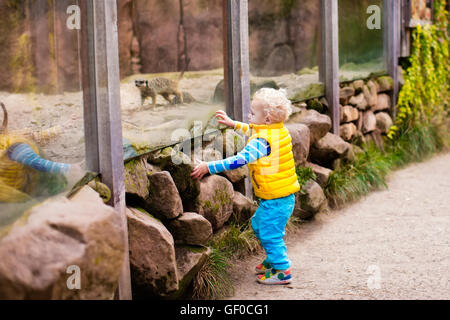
[
  {"xmin": 215, "ymin": 110, "xmax": 235, "ymax": 128},
  {"xmin": 190, "ymin": 159, "xmax": 210, "ymax": 180}
]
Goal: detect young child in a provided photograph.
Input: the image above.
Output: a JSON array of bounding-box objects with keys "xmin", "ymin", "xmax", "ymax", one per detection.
[{"xmin": 191, "ymin": 88, "xmax": 300, "ymax": 285}]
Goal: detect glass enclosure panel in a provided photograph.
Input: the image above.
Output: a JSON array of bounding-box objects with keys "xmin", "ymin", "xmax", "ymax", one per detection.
[
  {"xmin": 248, "ymin": 0, "xmax": 323, "ymax": 103},
  {"xmin": 118, "ymin": 0, "xmax": 225, "ymax": 159},
  {"xmin": 338, "ymin": 0, "xmax": 386, "ymax": 82},
  {"xmin": 0, "ymin": 0, "xmax": 86, "ymax": 230}
]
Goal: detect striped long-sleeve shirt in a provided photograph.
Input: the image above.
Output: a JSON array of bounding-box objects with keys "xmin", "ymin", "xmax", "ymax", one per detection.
[
  {"xmin": 207, "ymin": 121, "xmax": 271, "ymax": 175},
  {"xmin": 8, "ymin": 143, "xmax": 70, "ymax": 174}
]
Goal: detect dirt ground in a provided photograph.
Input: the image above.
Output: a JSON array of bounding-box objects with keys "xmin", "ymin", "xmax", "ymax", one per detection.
[{"xmin": 229, "ymin": 152, "xmax": 450, "ymax": 300}]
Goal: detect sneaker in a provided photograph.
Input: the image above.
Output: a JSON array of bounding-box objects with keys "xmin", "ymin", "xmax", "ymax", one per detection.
[
  {"xmin": 255, "ymin": 261, "xmax": 271, "ymax": 275},
  {"xmin": 257, "ymin": 268, "xmax": 292, "ymax": 285}
]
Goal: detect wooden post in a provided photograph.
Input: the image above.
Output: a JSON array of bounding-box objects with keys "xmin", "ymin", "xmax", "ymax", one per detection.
[
  {"xmin": 223, "ymin": 0, "xmax": 253, "ymax": 199},
  {"xmin": 384, "ymin": 0, "xmax": 400, "ymax": 121},
  {"xmin": 321, "ymin": 0, "xmax": 340, "ymax": 136},
  {"xmin": 223, "ymin": 0, "xmax": 251, "ymax": 121},
  {"xmin": 79, "ymin": 0, "xmax": 132, "ymax": 300}
]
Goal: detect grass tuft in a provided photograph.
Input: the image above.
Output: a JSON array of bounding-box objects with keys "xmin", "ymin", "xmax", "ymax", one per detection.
[{"xmin": 191, "ymin": 222, "xmax": 261, "ymax": 300}]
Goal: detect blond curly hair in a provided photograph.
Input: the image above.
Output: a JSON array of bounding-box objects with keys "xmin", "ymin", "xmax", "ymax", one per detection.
[{"xmin": 252, "ymin": 88, "xmax": 292, "ymax": 123}]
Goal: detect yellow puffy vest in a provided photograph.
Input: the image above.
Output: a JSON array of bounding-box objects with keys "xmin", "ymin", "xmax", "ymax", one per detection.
[
  {"xmin": 0, "ymin": 134, "xmax": 39, "ymax": 202},
  {"xmin": 247, "ymin": 122, "xmax": 300, "ymax": 200}
]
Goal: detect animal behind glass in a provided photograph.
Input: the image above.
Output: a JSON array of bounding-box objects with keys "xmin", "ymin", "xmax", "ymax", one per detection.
[{"xmin": 134, "ymin": 59, "xmax": 190, "ymax": 110}]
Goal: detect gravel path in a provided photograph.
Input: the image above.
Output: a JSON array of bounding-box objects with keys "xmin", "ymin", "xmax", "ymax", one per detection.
[{"xmin": 230, "ymin": 152, "xmax": 450, "ymax": 300}]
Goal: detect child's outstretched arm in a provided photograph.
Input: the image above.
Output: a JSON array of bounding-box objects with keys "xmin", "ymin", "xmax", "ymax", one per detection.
[
  {"xmin": 190, "ymin": 138, "xmax": 270, "ymax": 180},
  {"xmin": 215, "ymin": 110, "xmax": 251, "ymax": 137}
]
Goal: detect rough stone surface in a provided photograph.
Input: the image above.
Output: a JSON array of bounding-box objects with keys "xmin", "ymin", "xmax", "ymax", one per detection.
[
  {"xmin": 376, "ymin": 76, "xmax": 394, "ymax": 92},
  {"xmin": 294, "ymin": 180, "xmax": 327, "ymax": 219},
  {"xmin": 232, "ymin": 191, "xmax": 258, "ymax": 223},
  {"xmin": 349, "ymin": 93, "xmax": 369, "ymax": 111},
  {"xmin": 221, "ymin": 166, "xmax": 249, "ymax": 184},
  {"xmin": 166, "ymin": 212, "xmax": 213, "ymax": 246},
  {"xmin": 376, "ymin": 112, "xmax": 394, "ymax": 134},
  {"xmin": 352, "ymin": 80, "xmax": 365, "ymax": 93},
  {"xmin": 309, "ymin": 133, "xmax": 351, "ymax": 168},
  {"xmin": 187, "ymin": 175, "xmax": 235, "ymax": 231},
  {"xmin": 364, "ymin": 81, "xmax": 378, "ymax": 108},
  {"xmin": 305, "ymin": 162, "xmax": 333, "ymax": 188},
  {"xmin": 286, "ymin": 123, "xmax": 311, "ymax": 166},
  {"xmin": 340, "ymin": 105, "xmax": 359, "ymax": 123},
  {"xmin": 127, "ymin": 208, "xmax": 178, "ymax": 297},
  {"xmin": 152, "ymin": 149, "xmax": 201, "ymax": 210},
  {"xmin": 287, "ymin": 109, "xmax": 332, "ymax": 146},
  {"xmin": 167, "ymin": 246, "xmax": 211, "ymax": 299},
  {"xmin": 124, "ymin": 157, "xmax": 154, "ymax": 203},
  {"xmin": 373, "ymin": 93, "xmax": 391, "ymax": 112},
  {"xmin": 146, "ymin": 171, "xmax": 183, "ymax": 220},
  {"xmin": 339, "ymin": 86, "xmax": 355, "ymax": 105},
  {"xmin": 340, "ymin": 123, "xmax": 358, "ymax": 142},
  {"xmin": 0, "ymin": 197, "xmax": 125, "ymax": 300},
  {"xmin": 362, "ymin": 111, "xmax": 377, "ymax": 134}
]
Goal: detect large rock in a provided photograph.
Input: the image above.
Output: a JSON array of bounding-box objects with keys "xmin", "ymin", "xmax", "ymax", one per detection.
[
  {"xmin": 124, "ymin": 157, "xmax": 154, "ymax": 204},
  {"xmin": 149, "ymin": 147, "xmax": 201, "ymax": 209},
  {"xmin": 349, "ymin": 93, "xmax": 369, "ymax": 111},
  {"xmin": 351, "ymin": 80, "xmax": 365, "ymax": 93},
  {"xmin": 126, "ymin": 208, "xmax": 178, "ymax": 297},
  {"xmin": 362, "ymin": 111, "xmax": 377, "ymax": 134},
  {"xmin": 376, "ymin": 76, "xmax": 394, "ymax": 92},
  {"xmin": 147, "ymin": 171, "xmax": 183, "ymax": 220},
  {"xmin": 286, "ymin": 123, "xmax": 310, "ymax": 166},
  {"xmin": 187, "ymin": 175, "xmax": 234, "ymax": 231},
  {"xmin": 305, "ymin": 162, "xmax": 333, "ymax": 188},
  {"xmin": 221, "ymin": 166, "xmax": 249, "ymax": 184},
  {"xmin": 373, "ymin": 93, "xmax": 391, "ymax": 112},
  {"xmin": 376, "ymin": 112, "xmax": 393, "ymax": 134},
  {"xmin": 287, "ymin": 109, "xmax": 332, "ymax": 146},
  {"xmin": 340, "ymin": 105, "xmax": 359, "ymax": 123},
  {"xmin": 363, "ymin": 84, "xmax": 378, "ymax": 108},
  {"xmin": 309, "ymin": 133, "xmax": 351, "ymax": 168},
  {"xmin": 339, "ymin": 86, "xmax": 355, "ymax": 105},
  {"xmin": 166, "ymin": 212, "xmax": 213, "ymax": 246},
  {"xmin": 294, "ymin": 180, "xmax": 327, "ymax": 219},
  {"xmin": 232, "ymin": 191, "xmax": 258, "ymax": 223},
  {"xmin": 0, "ymin": 194, "xmax": 125, "ymax": 300},
  {"xmin": 340, "ymin": 123, "xmax": 358, "ymax": 142},
  {"xmin": 167, "ymin": 245, "xmax": 211, "ymax": 299}
]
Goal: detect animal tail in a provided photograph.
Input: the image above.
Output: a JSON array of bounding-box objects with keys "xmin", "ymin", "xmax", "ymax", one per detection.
[
  {"xmin": 0, "ymin": 102, "xmax": 7, "ymax": 134},
  {"xmin": 177, "ymin": 57, "xmax": 191, "ymax": 81}
]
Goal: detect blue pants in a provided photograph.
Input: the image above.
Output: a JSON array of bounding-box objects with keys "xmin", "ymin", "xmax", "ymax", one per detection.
[{"xmin": 251, "ymin": 193, "xmax": 295, "ymax": 270}]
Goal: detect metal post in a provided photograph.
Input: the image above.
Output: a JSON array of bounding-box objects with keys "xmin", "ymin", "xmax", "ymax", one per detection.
[
  {"xmin": 321, "ymin": 0, "xmax": 340, "ymax": 136},
  {"xmin": 384, "ymin": 0, "xmax": 400, "ymax": 121},
  {"xmin": 223, "ymin": 0, "xmax": 253, "ymax": 199},
  {"xmin": 79, "ymin": 0, "xmax": 132, "ymax": 300}
]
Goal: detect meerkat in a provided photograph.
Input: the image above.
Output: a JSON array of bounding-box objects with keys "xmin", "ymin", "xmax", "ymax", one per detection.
[{"xmin": 135, "ymin": 59, "xmax": 190, "ymax": 110}]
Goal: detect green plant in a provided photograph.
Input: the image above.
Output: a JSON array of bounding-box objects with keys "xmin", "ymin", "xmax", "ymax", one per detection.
[
  {"xmin": 191, "ymin": 248, "xmax": 234, "ymax": 300},
  {"xmin": 388, "ymin": 0, "xmax": 449, "ymax": 140},
  {"xmin": 191, "ymin": 222, "xmax": 261, "ymax": 300},
  {"xmin": 296, "ymin": 166, "xmax": 317, "ymax": 192}
]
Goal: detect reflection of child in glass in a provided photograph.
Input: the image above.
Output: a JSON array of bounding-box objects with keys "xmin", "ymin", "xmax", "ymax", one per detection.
[
  {"xmin": 0, "ymin": 104, "xmax": 83, "ymax": 203},
  {"xmin": 191, "ymin": 88, "xmax": 300, "ymax": 285}
]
